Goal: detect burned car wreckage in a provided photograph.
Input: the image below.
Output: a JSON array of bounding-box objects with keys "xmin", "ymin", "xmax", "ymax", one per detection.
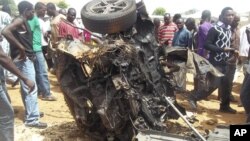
[{"xmin": 53, "ymin": 0, "xmax": 229, "ymax": 140}]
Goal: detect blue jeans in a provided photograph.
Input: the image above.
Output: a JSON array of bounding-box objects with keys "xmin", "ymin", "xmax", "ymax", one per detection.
[
  {"xmin": 34, "ymin": 51, "xmax": 51, "ymax": 97},
  {"xmin": 0, "ymin": 81, "xmax": 14, "ymax": 141},
  {"xmin": 14, "ymin": 58, "xmax": 40, "ymax": 125}
]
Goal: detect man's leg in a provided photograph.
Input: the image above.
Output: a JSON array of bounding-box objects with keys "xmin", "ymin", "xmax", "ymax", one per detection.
[
  {"xmin": 15, "ymin": 58, "xmax": 40, "ymax": 124},
  {"xmin": 42, "ymin": 46, "xmax": 53, "ymax": 70},
  {"xmin": 0, "ymin": 82, "xmax": 14, "ymax": 141},
  {"xmin": 241, "ymin": 73, "xmax": 250, "ymax": 122},
  {"xmin": 34, "ymin": 52, "xmax": 55, "ymax": 100},
  {"xmin": 219, "ymin": 65, "xmax": 236, "ymax": 113}
]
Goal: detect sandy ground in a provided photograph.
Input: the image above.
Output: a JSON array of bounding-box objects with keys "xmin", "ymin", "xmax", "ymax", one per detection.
[{"xmin": 8, "ymin": 71, "xmax": 246, "ymax": 141}]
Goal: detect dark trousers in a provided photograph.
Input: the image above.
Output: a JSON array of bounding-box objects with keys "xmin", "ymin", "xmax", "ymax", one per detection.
[
  {"xmin": 42, "ymin": 45, "xmax": 53, "ymax": 70},
  {"xmin": 240, "ymin": 73, "xmax": 250, "ymax": 122},
  {"xmin": 191, "ymin": 65, "xmax": 236, "ymax": 108}
]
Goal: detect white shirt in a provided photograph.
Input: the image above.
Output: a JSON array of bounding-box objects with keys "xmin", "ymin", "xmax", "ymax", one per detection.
[
  {"xmin": 38, "ymin": 18, "xmax": 51, "ymax": 46},
  {"xmin": 239, "ymin": 24, "xmax": 250, "ymax": 57},
  {"xmin": 0, "ymin": 11, "xmax": 12, "ymax": 54}
]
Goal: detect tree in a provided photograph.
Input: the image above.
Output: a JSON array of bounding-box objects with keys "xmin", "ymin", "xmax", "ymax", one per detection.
[
  {"xmin": 57, "ymin": 0, "xmax": 68, "ymax": 9},
  {"xmin": 0, "ymin": 0, "xmax": 17, "ymax": 16},
  {"xmin": 153, "ymin": 7, "xmax": 166, "ymax": 16},
  {"xmin": 184, "ymin": 9, "xmax": 198, "ymax": 15}
]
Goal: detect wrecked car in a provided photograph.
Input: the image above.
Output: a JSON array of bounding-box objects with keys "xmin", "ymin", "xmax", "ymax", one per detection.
[{"xmin": 53, "ymin": 0, "xmax": 228, "ymax": 141}]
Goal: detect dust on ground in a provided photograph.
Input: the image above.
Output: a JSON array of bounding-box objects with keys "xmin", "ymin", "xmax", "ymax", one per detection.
[{"xmin": 8, "ymin": 72, "xmax": 246, "ymax": 141}]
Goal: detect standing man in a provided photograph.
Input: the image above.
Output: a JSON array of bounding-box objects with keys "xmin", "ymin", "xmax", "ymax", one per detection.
[
  {"xmin": 29, "ymin": 2, "xmax": 56, "ymax": 101},
  {"xmin": 0, "ymin": 45, "xmax": 35, "ymax": 141},
  {"xmin": 235, "ymin": 24, "xmax": 250, "ymax": 77},
  {"xmin": 225, "ymin": 14, "xmax": 240, "ymax": 102},
  {"xmin": 172, "ymin": 17, "xmax": 192, "ymax": 48},
  {"xmin": 197, "ymin": 10, "xmax": 213, "ymax": 58},
  {"xmin": 58, "ymin": 8, "xmax": 80, "ymax": 39},
  {"xmin": 46, "ymin": 3, "xmax": 66, "ymax": 77},
  {"xmin": 240, "ymin": 27, "xmax": 250, "ymax": 122},
  {"xmin": 158, "ymin": 13, "xmax": 178, "ymax": 47},
  {"xmin": 47, "ymin": 2, "xmax": 66, "ymax": 47},
  {"xmin": 188, "ymin": 10, "xmax": 213, "ymax": 108},
  {"xmin": 171, "ymin": 17, "xmax": 192, "ymax": 92},
  {"xmin": 189, "ymin": 7, "xmax": 237, "ymax": 114},
  {"xmin": 2, "ymin": 1, "xmax": 47, "ymax": 128},
  {"xmin": 185, "ymin": 17, "xmax": 198, "ymax": 51},
  {"xmin": 0, "ymin": 10, "xmax": 18, "ymax": 86}
]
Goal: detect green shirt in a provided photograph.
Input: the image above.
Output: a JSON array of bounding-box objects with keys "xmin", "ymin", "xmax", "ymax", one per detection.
[{"xmin": 28, "ymin": 16, "xmax": 42, "ymax": 52}]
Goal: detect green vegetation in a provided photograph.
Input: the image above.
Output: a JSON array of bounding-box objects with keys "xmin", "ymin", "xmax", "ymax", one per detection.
[
  {"xmin": 0, "ymin": 0, "xmax": 17, "ymax": 16},
  {"xmin": 57, "ymin": 0, "xmax": 68, "ymax": 9},
  {"xmin": 153, "ymin": 7, "xmax": 166, "ymax": 16}
]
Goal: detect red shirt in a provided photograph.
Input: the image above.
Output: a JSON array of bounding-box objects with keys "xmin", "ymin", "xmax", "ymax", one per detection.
[
  {"xmin": 58, "ymin": 20, "xmax": 80, "ymax": 39},
  {"xmin": 158, "ymin": 22, "xmax": 178, "ymax": 46}
]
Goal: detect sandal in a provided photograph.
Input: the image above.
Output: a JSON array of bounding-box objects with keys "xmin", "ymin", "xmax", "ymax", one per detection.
[{"xmin": 41, "ymin": 95, "xmax": 57, "ymax": 101}]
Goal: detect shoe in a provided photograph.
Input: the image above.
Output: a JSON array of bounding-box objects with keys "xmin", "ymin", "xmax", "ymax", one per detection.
[
  {"xmin": 230, "ymin": 95, "xmax": 237, "ymax": 102},
  {"xmin": 25, "ymin": 122, "xmax": 47, "ymax": 129},
  {"xmin": 40, "ymin": 112, "xmax": 44, "ymax": 118},
  {"xmin": 188, "ymin": 97, "xmax": 197, "ymax": 110},
  {"xmin": 41, "ymin": 95, "xmax": 57, "ymax": 101},
  {"xmin": 219, "ymin": 106, "xmax": 237, "ymax": 114}
]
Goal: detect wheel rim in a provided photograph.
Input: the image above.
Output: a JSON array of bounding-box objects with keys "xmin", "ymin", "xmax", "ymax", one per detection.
[{"xmin": 90, "ymin": 0, "xmax": 128, "ymax": 14}]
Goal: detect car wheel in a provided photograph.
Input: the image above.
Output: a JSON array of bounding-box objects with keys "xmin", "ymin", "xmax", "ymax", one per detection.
[{"xmin": 81, "ymin": 0, "xmax": 137, "ymax": 34}]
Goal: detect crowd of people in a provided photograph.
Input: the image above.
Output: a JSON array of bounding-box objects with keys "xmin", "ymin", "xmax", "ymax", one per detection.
[
  {"xmin": 0, "ymin": 1, "xmax": 250, "ymax": 141},
  {"xmin": 0, "ymin": 1, "xmax": 93, "ymax": 141},
  {"xmin": 155, "ymin": 7, "xmax": 250, "ymax": 119}
]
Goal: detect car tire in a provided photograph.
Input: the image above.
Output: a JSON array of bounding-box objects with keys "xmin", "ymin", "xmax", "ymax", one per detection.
[{"xmin": 81, "ymin": 0, "xmax": 137, "ymax": 34}]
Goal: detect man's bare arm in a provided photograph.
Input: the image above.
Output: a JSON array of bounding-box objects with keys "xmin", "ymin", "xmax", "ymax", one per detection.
[
  {"xmin": 0, "ymin": 46, "xmax": 34, "ymax": 91},
  {"xmin": 1, "ymin": 18, "xmax": 26, "ymax": 59}
]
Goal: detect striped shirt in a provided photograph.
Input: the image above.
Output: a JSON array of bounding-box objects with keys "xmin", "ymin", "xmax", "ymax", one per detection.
[{"xmin": 158, "ymin": 22, "xmax": 178, "ymax": 46}]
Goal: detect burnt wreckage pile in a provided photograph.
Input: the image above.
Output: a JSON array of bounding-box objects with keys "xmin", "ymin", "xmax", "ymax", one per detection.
[
  {"xmin": 56, "ymin": 29, "xmax": 187, "ymax": 140},
  {"xmin": 53, "ymin": 0, "xmax": 227, "ymax": 141}
]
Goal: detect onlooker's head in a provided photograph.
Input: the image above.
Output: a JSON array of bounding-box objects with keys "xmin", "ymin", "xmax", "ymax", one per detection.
[
  {"xmin": 67, "ymin": 8, "xmax": 76, "ymax": 23},
  {"xmin": 220, "ymin": 7, "xmax": 234, "ymax": 26},
  {"xmin": 173, "ymin": 13, "xmax": 181, "ymax": 24},
  {"xmin": 35, "ymin": 2, "xmax": 46, "ymax": 18},
  {"xmin": 46, "ymin": 2, "xmax": 56, "ymax": 17},
  {"xmin": 59, "ymin": 8, "xmax": 67, "ymax": 16},
  {"xmin": 153, "ymin": 18, "xmax": 161, "ymax": 28},
  {"xmin": 18, "ymin": 1, "xmax": 34, "ymax": 20},
  {"xmin": 185, "ymin": 17, "xmax": 196, "ymax": 31},
  {"xmin": 201, "ymin": 10, "xmax": 211, "ymax": 21},
  {"xmin": 163, "ymin": 13, "xmax": 171, "ymax": 24},
  {"xmin": 175, "ymin": 18, "xmax": 184, "ymax": 29},
  {"xmin": 2, "ymin": 4, "xmax": 11, "ymax": 15},
  {"xmin": 231, "ymin": 13, "xmax": 240, "ymax": 29}
]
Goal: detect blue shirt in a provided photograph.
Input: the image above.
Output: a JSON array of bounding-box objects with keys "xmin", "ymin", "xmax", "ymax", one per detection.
[{"xmin": 172, "ymin": 28, "xmax": 192, "ymax": 48}]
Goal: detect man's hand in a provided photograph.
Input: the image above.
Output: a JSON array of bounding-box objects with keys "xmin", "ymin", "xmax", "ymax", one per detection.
[
  {"xmin": 23, "ymin": 79, "xmax": 35, "ymax": 93},
  {"xmin": 18, "ymin": 47, "xmax": 27, "ymax": 61},
  {"xmin": 224, "ymin": 47, "xmax": 235, "ymax": 52}
]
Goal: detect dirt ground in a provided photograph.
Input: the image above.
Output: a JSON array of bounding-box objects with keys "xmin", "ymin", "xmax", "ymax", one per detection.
[{"xmin": 8, "ymin": 71, "xmax": 246, "ymax": 141}]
